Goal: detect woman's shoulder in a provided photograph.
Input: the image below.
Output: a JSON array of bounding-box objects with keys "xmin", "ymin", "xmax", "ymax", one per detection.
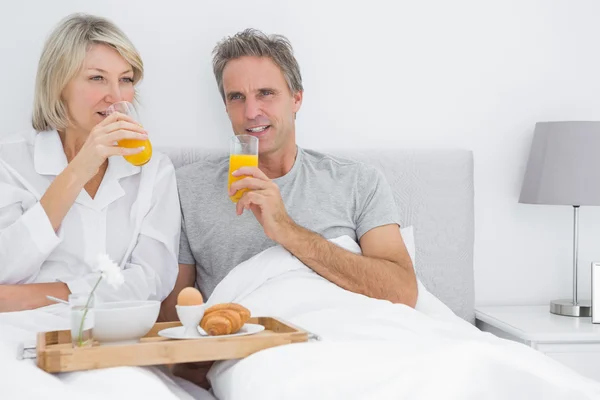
[
  {"xmin": 0, "ymin": 130, "xmax": 35, "ymax": 150},
  {"xmin": 0, "ymin": 130, "xmax": 36, "ymax": 165},
  {"xmin": 149, "ymin": 150, "xmax": 174, "ymax": 168},
  {"xmin": 139, "ymin": 150, "xmax": 177, "ymax": 183}
]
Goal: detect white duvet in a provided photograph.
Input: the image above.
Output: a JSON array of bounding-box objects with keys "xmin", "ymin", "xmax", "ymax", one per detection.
[
  {"xmin": 205, "ymin": 236, "xmax": 600, "ymax": 400},
  {"xmin": 3, "ymin": 236, "xmax": 600, "ymax": 400}
]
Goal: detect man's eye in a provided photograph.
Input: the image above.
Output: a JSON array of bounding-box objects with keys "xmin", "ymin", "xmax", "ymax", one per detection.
[
  {"xmin": 260, "ymin": 90, "xmax": 273, "ymax": 96},
  {"xmin": 230, "ymin": 94, "xmax": 243, "ymax": 100}
]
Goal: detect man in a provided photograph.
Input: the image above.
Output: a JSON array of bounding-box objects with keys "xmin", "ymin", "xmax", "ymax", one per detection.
[
  {"xmin": 161, "ymin": 27, "xmax": 418, "ymax": 390},
  {"xmin": 161, "ymin": 28, "xmax": 417, "ymax": 324}
]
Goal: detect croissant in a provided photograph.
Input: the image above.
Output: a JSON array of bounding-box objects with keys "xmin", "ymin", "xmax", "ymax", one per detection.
[
  {"xmin": 205, "ymin": 303, "xmax": 251, "ymax": 322},
  {"xmin": 200, "ymin": 303, "xmax": 251, "ymax": 336}
]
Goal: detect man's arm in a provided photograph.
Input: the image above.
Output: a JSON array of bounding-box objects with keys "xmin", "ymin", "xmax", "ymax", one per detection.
[
  {"xmin": 280, "ymin": 223, "xmax": 417, "ymax": 306},
  {"xmin": 159, "ymin": 263, "xmax": 196, "ymax": 322},
  {"xmin": 230, "ymin": 167, "xmax": 418, "ymax": 306}
]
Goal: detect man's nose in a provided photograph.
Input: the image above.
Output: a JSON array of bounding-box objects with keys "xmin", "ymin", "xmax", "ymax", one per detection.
[{"xmin": 244, "ymin": 97, "xmax": 261, "ymax": 121}]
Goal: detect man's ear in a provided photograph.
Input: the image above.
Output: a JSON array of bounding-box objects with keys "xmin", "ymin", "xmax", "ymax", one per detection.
[{"xmin": 292, "ymin": 90, "xmax": 303, "ymax": 114}]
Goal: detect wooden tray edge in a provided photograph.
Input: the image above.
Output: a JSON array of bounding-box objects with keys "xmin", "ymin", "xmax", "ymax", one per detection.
[{"xmin": 36, "ymin": 316, "xmax": 310, "ymax": 373}]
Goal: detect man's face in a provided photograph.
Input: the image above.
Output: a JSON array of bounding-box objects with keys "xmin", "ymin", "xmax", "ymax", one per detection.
[{"xmin": 222, "ymin": 56, "xmax": 302, "ymax": 156}]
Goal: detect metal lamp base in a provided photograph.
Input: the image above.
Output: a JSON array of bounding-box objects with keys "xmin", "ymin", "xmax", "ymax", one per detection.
[
  {"xmin": 550, "ymin": 299, "xmax": 591, "ymax": 317},
  {"xmin": 547, "ymin": 207, "xmax": 591, "ymax": 318}
]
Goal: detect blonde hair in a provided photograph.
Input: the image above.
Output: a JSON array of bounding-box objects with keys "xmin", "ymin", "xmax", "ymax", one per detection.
[
  {"xmin": 212, "ymin": 28, "xmax": 303, "ymax": 103},
  {"xmin": 32, "ymin": 13, "xmax": 144, "ymax": 131}
]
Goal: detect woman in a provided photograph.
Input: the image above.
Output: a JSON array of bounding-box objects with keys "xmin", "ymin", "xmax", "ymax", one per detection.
[{"xmin": 0, "ymin": 13, "xmax": 180, "ymax": 312}]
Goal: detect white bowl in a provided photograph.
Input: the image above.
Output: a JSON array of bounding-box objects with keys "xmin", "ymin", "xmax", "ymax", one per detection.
[{"xmin": 93, "ymin": 300, "xmax": 160, "ymax": 344}]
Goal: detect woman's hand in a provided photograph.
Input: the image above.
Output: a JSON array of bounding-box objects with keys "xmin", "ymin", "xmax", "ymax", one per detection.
[{"xmin": 69, "ymin": 112, "xmax": 148, "ymax": 181}]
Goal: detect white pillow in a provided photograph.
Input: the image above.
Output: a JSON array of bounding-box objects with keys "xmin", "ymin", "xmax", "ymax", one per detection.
[{"xmin": 399, "ymin": 225, "xmax": 416, "ymax": 270}]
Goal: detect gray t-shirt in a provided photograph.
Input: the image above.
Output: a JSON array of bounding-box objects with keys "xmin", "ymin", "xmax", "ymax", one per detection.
[{"xmin": 176, "ymin": 147, "xmax": 400, "ymax": 300}]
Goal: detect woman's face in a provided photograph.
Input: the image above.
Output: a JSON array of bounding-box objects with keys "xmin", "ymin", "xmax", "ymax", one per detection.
[{"xmin": 61, "ymin": 44, "xmax": 135, "ymax": 133}]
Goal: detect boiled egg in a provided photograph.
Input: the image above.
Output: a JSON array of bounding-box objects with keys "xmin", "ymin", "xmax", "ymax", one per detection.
[{"xmin": 177, "ymin": 287, "xmax": 204, "ymax": 306}]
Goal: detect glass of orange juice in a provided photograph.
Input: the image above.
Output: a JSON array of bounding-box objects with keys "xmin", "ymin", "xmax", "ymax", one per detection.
[
  {"xmin": 105, "ymin": 101, "xmax": 152, "ymax": 166},
  {"xmin": 228, "ymin": 135, "xmax": 259, "ymax": 203}
]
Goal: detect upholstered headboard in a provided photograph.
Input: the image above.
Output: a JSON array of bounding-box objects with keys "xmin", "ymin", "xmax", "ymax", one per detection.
[{"xmin": 161, "ymin": 147, "xmax": 475, "ymax": 323}]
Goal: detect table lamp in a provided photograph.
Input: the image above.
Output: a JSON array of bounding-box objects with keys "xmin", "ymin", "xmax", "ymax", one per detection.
[{"xmin": 519, "ymin": 121, "xmax": 600, "ymax": 317}]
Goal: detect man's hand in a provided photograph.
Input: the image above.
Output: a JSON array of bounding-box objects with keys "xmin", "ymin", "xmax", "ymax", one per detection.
[
  {"xmin": 229, "ymin": 167, "xmax": 295, "ymax": 243},
  {"xmin": 0, "ymin": 282, "xmax": 70, "ymax": 312}
]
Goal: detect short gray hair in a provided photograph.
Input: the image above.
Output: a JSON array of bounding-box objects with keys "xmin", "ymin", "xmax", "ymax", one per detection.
[
  {"xmin": 212, "ymin": 28, "xmax": 303, "ymax": 102},
  {"xmin": 32, "ymin": 13, "xmax": 144, "ymax": 132}
]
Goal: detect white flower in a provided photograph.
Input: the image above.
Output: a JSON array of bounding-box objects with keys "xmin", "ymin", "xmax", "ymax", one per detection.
[{"xmin": 94, "ymin": 253, "xmax": 125, "ymax": 289}]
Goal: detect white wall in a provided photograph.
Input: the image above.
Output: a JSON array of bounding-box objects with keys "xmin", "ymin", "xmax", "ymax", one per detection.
[{"xmin": 2, "ymin": 0, "xmax": 600, "ymax": 306}]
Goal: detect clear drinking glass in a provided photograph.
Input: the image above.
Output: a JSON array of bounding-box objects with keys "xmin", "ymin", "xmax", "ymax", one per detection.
[
  {"xmin": 69, "ymin": 293, "xmax": 95, "ymax": 348},
  {"xmin": 105, "ymin": 101, "xmax": 153, "ymax": 166},
  {"xmin": 228, "ymin": 135, "xmax": 259, "ymax": 203}
]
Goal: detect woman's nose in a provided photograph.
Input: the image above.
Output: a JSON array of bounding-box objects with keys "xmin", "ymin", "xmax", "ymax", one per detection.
[{"xmin": 105, "ymin": 82, "xmax": 123, "ymax": 104}]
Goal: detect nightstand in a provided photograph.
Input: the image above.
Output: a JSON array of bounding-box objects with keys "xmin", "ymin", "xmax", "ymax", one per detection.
[{"xmin": 475, "ymin": 305, "xmax": 600, "ymax": 382}]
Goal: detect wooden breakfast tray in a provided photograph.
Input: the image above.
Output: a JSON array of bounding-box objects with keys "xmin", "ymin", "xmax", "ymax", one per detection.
[{"xmin": 36, "ymin": 317, "xmax": 308, "ymax": 373}]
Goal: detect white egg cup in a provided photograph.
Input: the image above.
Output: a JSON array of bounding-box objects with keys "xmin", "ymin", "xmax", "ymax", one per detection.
[{"xmin": 176, "ymin": 304, "xmax": 207, "ymax": 338}]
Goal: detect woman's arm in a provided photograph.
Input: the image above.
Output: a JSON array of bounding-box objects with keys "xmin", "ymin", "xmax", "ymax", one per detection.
[
  {"xmin": 40, "ymin": 164, "xmax": 90, "ymax": 231},
  {"xmin": 0, "ymin": 282, "xmax": 70, "ymax": 312},
  {"xmin": 0, "ymin": 163, "xmax": 63, "ymax": 284}
]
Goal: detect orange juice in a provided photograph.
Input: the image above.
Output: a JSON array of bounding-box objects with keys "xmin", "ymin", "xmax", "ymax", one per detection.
[
  {"xmin": 228, "ymin": 154, "xmax": 259, "ymax": 202},
  {"xmin": 118, "ymin": 138, "xmax": 153, "ymax": 166}
]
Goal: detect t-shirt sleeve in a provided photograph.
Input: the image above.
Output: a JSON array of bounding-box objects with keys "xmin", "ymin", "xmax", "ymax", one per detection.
[{"xmin": 354, "ymin": 165, "xmax": 401, "ymax": 239}]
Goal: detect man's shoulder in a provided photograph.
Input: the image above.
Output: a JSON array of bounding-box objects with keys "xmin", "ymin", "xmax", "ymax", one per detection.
[
  {"xmin": 174, "ymin": 155, "xmax": 229, "ymax": 204},
  {"xmin": 300, "ymin": 148, "xmax": 381, "ymax": 179},
  {"xmin": 175, "ymin": 156, "xmax": 229, "ymax": 182}
]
